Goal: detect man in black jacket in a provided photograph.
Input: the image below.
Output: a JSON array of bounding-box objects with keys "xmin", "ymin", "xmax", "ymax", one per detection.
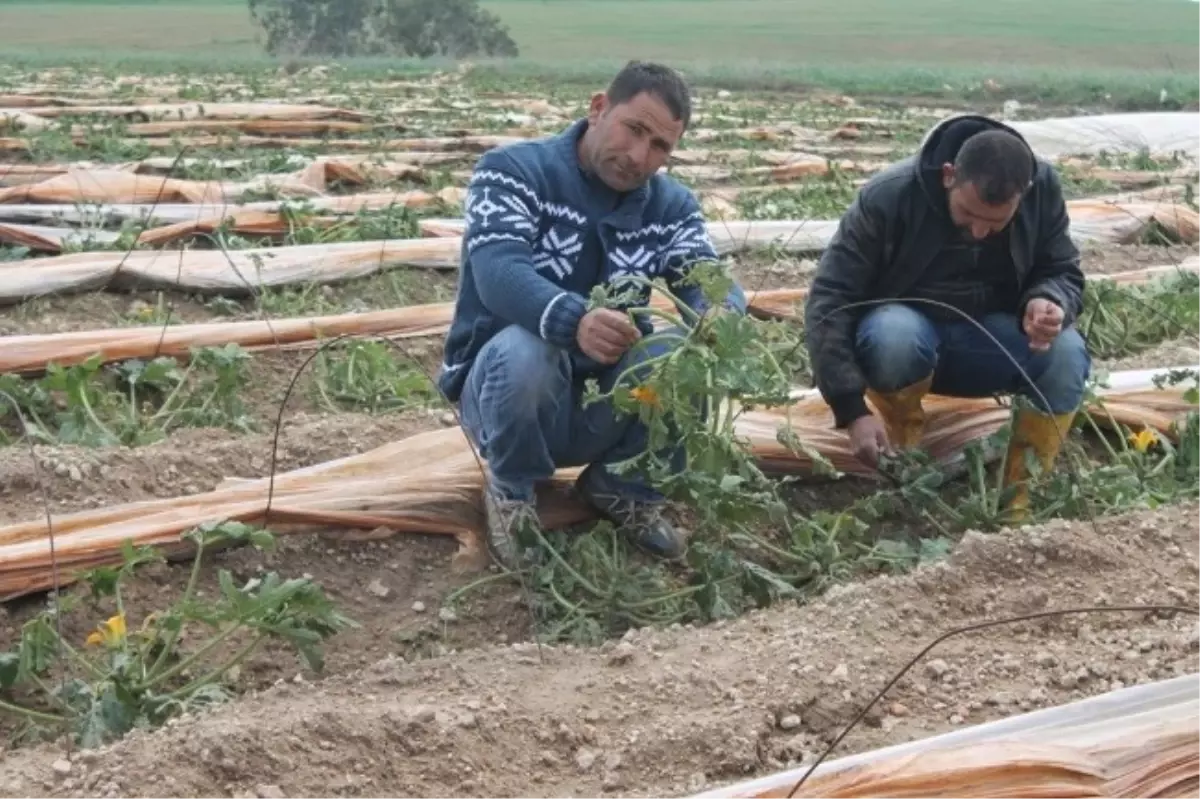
[{"xmin": 804, "ymin": 113, "xmax": 1090, "ymax": 521}]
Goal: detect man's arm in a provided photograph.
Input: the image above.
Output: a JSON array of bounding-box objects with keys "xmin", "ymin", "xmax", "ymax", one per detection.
[
  {"xmin": 659, "ymin": 193, "xmax": 748, "ymax": 317},
  {"xmin": 465, "ymin": 151, "xmax": 589, "ymax": 348},
  {"xmin": 804, "ymin": 189, "xmax": 886, "ymax": 428},
  {"xmin": 1020, "ymin": 165, "xmax": 1085, "ymax": 326}
]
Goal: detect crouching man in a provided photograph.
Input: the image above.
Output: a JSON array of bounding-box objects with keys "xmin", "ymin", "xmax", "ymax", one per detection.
[
  {"xmin": 437, "ymin": 61, "xmax": 746, "ymax": 568},
  {"xmin": 804, "ymin": 113, "xmax": 1091, "ymax": 521}
]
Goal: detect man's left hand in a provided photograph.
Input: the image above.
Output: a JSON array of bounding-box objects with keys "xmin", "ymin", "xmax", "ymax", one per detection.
[{"xmin": 1023, "ymin": 298, "xmax": 1063, "ymax": 353}]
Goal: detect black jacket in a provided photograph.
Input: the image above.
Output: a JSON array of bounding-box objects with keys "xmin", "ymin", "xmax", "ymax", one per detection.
[{"xmin": 803, "ymin": 113, "xmax": 1085, "ymax": 428}]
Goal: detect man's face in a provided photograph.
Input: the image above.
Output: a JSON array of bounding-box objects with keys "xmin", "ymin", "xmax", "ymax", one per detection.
[
  {"xmin": 583, "ymin": 90, "xmax": 684, "ymax": 192},
  {"xmin": 941, "ymin": 165, "xmax": 1021, "ymax": 241}
]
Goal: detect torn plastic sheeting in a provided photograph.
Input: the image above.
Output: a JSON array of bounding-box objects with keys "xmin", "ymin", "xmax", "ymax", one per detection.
[
  {"xmin": 132, "ymin": 150, "xmax": 467, "ymax": 174},
  {"xmin": 0, "ymin": 262, "xmax": 1191, "ymax": 374},
  {"xmin": 0, "ymin": 367, "xmax": 1192, "ymax": 601},
  {"xmin": 18, "ymin": 101, "xmax": 374, "ymax": 122},
  {"xmin": 97, "ymin": 119, "xmax": 385, "ymax": 138},
  {"xmin": 398, "ymin": 199, "xmax": 1200, "ymax": 250},
  {"xmin": 0, "ymin": 285, "xmax": 796, "ymax": 374},
  {"xmin": 1011, "ymin": 112, "xmax": 1200, "ymax": 160},
  {"xmin": 0, "ymin": 237, "xmax": 462, "ymax": 304},
  {"xmin": 0, "ymin": 168, "xmax": 325, "ymax": 206},
  {"xmin": 132, "ymin": 191, "xmax": 466, "ymax": 248},
  {"xmin": 686, "ymin": 667, "xmax": 1200, "ymax": 791},
  {"xmin": 0, "ymin": 190, "xmax": 442, "ymax": 227},
  {"xmin": 0, "ymin": 223, "xmax": 121, "ymax": 253}
]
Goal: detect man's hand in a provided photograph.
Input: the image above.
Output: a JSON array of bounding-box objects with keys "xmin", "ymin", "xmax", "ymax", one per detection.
[
  {"xmin": 576, "ymin": 308, "xmax": 641, "ymax": 365},
  {"xmin": 1023, "ymin": 298, "xmax": 1064, "ymax": 353},
  {"xmin": 847, "ymin": 413, "xmax": 893, "ymax": 468}
]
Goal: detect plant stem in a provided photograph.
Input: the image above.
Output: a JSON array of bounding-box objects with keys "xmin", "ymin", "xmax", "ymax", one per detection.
[
  {"xmin": 166, "ymin": 633, "xmax": 265, "ymax": 700},
  {"xmin": 144, "ymin": 620, "xmax": 242, "ymax": 690},
  {"xmin": 0, "ymin": 696, "xmax": 66, "ymax": 725},
  {"xmin": 442, "ymin": 570, "xmax": 520, "ymax": 605},
  {"xmin": 145, "ymin": 540, "xmax": 208, "ymax": 682}
]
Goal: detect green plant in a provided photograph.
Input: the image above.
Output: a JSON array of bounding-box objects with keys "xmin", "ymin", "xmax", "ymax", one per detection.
[
  {"xmin": 0, "ymin": 521, "xmax": 357, "ymax": 748},
  {"xmin": 0, "ymin": 345, "xmax": 255, "ymax": 448}
]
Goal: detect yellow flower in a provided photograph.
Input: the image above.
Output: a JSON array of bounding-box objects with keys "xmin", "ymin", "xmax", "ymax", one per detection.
[
  {"xmin": 629, "ymin": 385, "xmax": 661, "ymax": 409},
  {"xmin": 1129, "ymin": 428, "xmax": 1158, "ymax": 454},
  {"xmin": 85, "ymin": 614, "xmax": 127, "ymax": 648}
]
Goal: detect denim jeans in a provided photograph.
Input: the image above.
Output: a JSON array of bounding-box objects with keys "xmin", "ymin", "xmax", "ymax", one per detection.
[
  {"xmin": 459, "ymin": 324, "xmax": 688, "ymax": 503},
  {"xmin": 855, "ymin": 303, "xmax": 1091, "ymax": 414}
]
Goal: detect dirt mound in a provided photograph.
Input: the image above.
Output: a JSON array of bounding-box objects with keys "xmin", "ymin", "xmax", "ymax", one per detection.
[{"xmin": 2, "ymin": 502, "xmax": 1196, "ymax": 799}]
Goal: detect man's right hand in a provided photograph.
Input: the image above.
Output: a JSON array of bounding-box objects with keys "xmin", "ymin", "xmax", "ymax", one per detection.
[
  {"xmin": 847, "ymin": 413, "xmax": 893, "ymax": 468},
  {"xmin": 576, "ymin": 308, "xmax": 641, "ymax": 364}
]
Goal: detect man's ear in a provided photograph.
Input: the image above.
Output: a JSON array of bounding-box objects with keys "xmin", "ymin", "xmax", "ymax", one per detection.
[
  {"xmin": 940, "ymin": 163, "xmax": 955, "ymax": 189},
  {"xmin": 587, "ymin": 92, "xmax": 607, "ymax": 123}
]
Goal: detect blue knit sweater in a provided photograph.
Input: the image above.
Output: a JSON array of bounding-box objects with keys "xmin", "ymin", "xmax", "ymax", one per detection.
[{"xmin": 437, "ymin": 118, "xmax": 747, "ymax": 402}]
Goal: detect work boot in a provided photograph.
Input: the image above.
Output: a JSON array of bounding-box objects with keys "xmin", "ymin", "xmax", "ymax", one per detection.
[
  {"xmin": 575, "ymin": 469, "xmax": 687, "ymax": 561},
  {"xmin": 866, "ymin": 374, "xmax": 935, "ymax": 450},
  {"xmin": 482, "ymin": 485, "xmax": 542, "ymax": 570},
  {"xmin": 1001, "ymin": 407, "xmax": 1078, "ymax": 523}
]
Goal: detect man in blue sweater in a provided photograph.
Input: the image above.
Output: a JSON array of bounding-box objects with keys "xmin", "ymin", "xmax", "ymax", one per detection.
[{"xmin": 438, "ymin": 61, "xmax": 747, "ymax": 569}]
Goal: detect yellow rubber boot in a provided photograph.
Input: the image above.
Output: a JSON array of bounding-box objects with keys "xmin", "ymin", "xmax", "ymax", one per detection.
[
  {"xmin": 865, "ymin": 375, "xmax": 934, "ymax": 450},
  {"xmin": 1001, "ymin": 408, "xmax": 1077, "ymax": 523}
]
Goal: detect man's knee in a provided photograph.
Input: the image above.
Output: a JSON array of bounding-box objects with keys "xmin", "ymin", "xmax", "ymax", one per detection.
[
  {"xmin": 471, "ymin": 325, "xmax": 570, "ymax": 409},
  {"xmin": 1029, "ymin": 327, "xmax": 1091, "ymax": 413},
  {"xmin": 855, "ymin": 304, "xmax": 938, "ymax": 391}
]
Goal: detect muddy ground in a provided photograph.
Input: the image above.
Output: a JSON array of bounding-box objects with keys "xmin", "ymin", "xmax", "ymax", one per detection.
[{"xmin": 0, "ymin": 501, "xmax": 1196, "ymax": 798}]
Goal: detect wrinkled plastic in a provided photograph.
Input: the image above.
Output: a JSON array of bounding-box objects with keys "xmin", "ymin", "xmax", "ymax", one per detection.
[
  {"xmin": 1012, "ymin": 113, "xmax": 1200, "ymax": 160},
  {"xmin": 0, "ymin": 366, "xmax": 1193, "ymax": 601},
  {"xmin": 694, "ymin": 672, "xmax": 1199, "ymax": 798}
]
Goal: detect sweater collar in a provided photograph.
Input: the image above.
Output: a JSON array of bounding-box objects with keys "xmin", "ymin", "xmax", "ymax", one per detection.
[{"xmin": 555, "ymin": 118, "xmax": 651, "ymax": 229}]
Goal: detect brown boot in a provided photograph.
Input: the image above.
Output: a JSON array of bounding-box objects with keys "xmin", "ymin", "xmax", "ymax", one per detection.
[
  {"xmin": 866, "ymin": 374, "xmax": 934, "ymax": 450},
  {"xmin": 1001, "ymin": 407, "xmax": 1077, "ymax": 523}
]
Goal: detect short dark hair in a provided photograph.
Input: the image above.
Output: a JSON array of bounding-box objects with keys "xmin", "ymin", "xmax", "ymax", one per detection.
[
  {"xmin": 605, "ymin": 60, "xmax": 692, "ymax": 131},
  {"xmin": 952, "ymin": 129, "xmax": 1034, "ymax": 205}
]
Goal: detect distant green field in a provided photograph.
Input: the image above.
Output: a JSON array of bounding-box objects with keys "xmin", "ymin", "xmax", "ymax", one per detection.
[{"xmin": 0, "ymin": 0, "xmax": 1196, "ymax": 105}]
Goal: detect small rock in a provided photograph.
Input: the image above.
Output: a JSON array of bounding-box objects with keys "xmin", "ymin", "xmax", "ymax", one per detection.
[
  {"xmin": 608, "ymin": 641, "xmax": 636, "ymax": 666},
  {"xmin": 51, "ymin": 759, "xmax": 72, "ymax": 777},
  {"xmin": 889, "ymin": 702, "xmax": 909, "ymax": 717},
  {"xmin": 438, "ymin": 607, "xmax": 457, "ymax": 623},
  {"xmin": 256, "ymin": 785, "xmax": 286, "ymax": 799},
  {"xmin": 925, "ymin": 659, "xmax": 949, "ymax": 678},
  {"xmin": 778, "ymin": 714, "xmax": 802, "ymax": 731},
  {"xmin": 602, "ymin": 772, "xmax": 624, "ymax": 790},
  {"xmin": 575, "ymin": 748, "xmax": 598, "ymax": 772},
  {"xmin": 949, "ymin": 713, "xmax": 965, "ymax": 725},
  {"xmin": 1035, "ymin": 651, "xmax": 1058, "ymax": 668},
  {"xmin": 366, "ymin": 579, "xmax": 390, "ymax": 599},
  {"xmin": 412, "ymin": 601, "xmax": 426, "ymax": 613},
  {"xmin": 439, "ymin": 412, "xmax": 457, "ymax": 427},
  {"xmin": 826, "ymin": 663, "xmax": 849, "ymax": 684}
]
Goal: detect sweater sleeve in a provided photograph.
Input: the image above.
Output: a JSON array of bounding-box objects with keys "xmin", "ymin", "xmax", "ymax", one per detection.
[
  {"xmin": 659, "ymin": 192, "xmax": 748, "ymax": 316},
  {"xmin": 464, "ymin": 151, "xmax": 589, "ymax": 348}
]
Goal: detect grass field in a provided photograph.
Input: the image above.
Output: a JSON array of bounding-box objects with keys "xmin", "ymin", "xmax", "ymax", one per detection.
[{"xmin": 0, "ymin": 0, "xmax": 1197, "ymax": 105}]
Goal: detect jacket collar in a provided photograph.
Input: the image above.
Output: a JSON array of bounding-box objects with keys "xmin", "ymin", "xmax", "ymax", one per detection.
[{"xmin": 553, "ymin": 118, "xmax": 651, "ymax": 230}]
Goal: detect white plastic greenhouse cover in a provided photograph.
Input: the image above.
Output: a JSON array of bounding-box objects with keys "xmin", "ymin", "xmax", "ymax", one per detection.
[{"xmin": 1012, "ymin": 112, "xmax": 1200, "ymax": 160}]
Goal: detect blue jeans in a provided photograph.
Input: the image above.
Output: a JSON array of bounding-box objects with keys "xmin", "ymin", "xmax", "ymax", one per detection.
[
  {"xmin": 855, "ymin": 304, "xmax": 1091, "ymax": 414},
  {"xmin": 459, "ymin": 324, "xmax": 688, "ymax": 503}
]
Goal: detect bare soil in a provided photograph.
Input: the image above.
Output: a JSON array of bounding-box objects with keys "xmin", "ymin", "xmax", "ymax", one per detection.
[{"xmin": 0, "ymin": 501, "xmax": 1196, "ymax": 799}]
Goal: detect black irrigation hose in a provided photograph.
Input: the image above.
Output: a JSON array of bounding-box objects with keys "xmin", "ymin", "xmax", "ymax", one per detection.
[{"xmin": 785, "ymin": 603, "xmax": 1200, "ymax": 797}]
